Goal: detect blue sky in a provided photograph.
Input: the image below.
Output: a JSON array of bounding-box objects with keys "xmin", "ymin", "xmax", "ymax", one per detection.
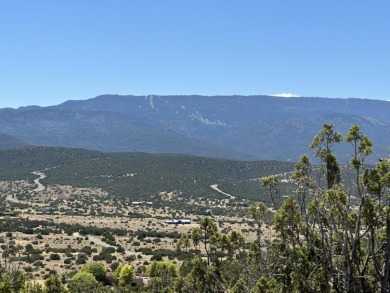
[{"xmin": 0, "ymin": 1, "xmax": 389, "ymax": 108}]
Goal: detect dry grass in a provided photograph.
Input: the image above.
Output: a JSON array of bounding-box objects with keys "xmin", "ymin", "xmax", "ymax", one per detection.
[{"xmin": 1, "ymin": 179, "xmax": 261, "ymax": 281}]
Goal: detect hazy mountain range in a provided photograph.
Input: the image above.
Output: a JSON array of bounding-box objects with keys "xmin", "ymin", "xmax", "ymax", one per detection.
[{"xmin": 1, "ymin": 95, "xmax": 389, "ymax": 162}]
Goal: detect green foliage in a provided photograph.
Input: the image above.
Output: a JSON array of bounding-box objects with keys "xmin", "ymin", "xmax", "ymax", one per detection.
[
  {"xmin": 146, "ymin": 261, "xmax": 178, "ymax": 278},
  {"xmin": 310, "ymin": 123, "xmax": 342, "ymax": 158},
  {"xmin": 49, "ymin": 254, "xmax": 60, "ymax": 261},
  {"xmin": 310, "ymin": 123, "xmax": 342, "ymax": 189},
  {"xmin": 231, "ymin": 277, "xmax": 248, "ymax": 293},
  {"xmin": 113, "ymin": 264, "xmax": 124, "ymax": 284},
  {"xmin": 345, "ymin": 125, "xmax": 373, "ymax": 167},
  {"xmin": 113, "ymin": 264, "xmax": 134, "ymax": 286},
  {"xmin": 172, "ymin": 124, "xmax": 390, "ymax": 292},
  {"xmin": 68, "ymin": 272, "xmax": 103, "ymax": 293},
  {"xmin": 273, "ymin": 196, "xmax": 302, "ymax": 245},
  {"xmin": 146, "ymin": 261, "xmax": 178, "ymax": 292},
  {"xmin": 80, "ymin": 262, "xmax": 106, "ymax": 284},
  {"xmin": 0, "ymin": 274, "xmax": 12, "ymax": 293},
  {"xmin": 44, "ymin": 275, "xmax": 67, "ymax": 293},
  {"xmin": 19, "ymin": 280, "xmax": 44, "ymax": 293},
  {"xmin": 118, "ymin": 264, "xmax": 134, "ymax": 286},
  {"xmin": 253, "ymin": 276, "xmax": 280, "ymax": 293},
  {"xmin": 185, "ymin": 257, "xmax": 227, "ymax": 293},
  {"xmin": 260, "ymin": 175, "xmax": 281, "ymax": 209}
]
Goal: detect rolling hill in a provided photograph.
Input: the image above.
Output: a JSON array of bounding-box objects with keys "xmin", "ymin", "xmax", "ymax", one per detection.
[{"xmin": 0, "ymin": 147, "xmax": 294, "ymax": 203}]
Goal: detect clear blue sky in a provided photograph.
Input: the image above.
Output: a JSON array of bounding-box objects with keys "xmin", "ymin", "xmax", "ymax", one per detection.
[{"xmin": 1, "ymin": 1, "xmax": 389, "ymax": 108}]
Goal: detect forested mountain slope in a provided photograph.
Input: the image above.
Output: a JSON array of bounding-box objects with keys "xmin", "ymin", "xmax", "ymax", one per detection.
[
  {"xmin": 0, "ymin": 147, "xmax": 294, "ymax": 202},
  {"xmin": 0, "ymin": 133, "xmax": 29, "ymax": 150},
  {"xmin": 1, "ymin": 95, "xmax": 389, "ymax": 161}
]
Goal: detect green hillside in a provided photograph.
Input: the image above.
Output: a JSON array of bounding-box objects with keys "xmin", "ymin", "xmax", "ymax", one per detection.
[{"xmin": 0, "ymin": 147, "xmax": 294, "ymax": 204}]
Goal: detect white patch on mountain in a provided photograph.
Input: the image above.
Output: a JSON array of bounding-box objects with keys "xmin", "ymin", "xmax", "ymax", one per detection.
[
  {"xmin": 271, "ymin": 93, "xmax": 300, "ymax": 98},
  {"xmin": 144, "ymin": 95, "xmax": 155, "ymax": 109},
  {"xmin": 189, "ymin": 111, "xmax": 227, "ymax": 126},
  {"xmin": 149, "ymin": 96, "xmax": 155, "ymax": 109}
]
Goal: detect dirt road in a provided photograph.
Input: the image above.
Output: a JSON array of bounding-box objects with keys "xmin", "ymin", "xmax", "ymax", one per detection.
[{"xmin": 210, "ymin": 184, "xmax": 236, "ymax": 199}]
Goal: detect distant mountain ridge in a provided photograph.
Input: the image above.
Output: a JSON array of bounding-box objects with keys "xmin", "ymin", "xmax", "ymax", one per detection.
[{"xmin": 1, "ymin": 95, "xmax": 389, "ymax": 161}]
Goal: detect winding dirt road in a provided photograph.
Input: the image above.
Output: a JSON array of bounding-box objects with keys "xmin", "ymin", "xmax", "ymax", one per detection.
[
  {"xmin": 210, "ymin": 184, "xmax": 236, "ymax": 199},
  {"xmin": 32, "ymin": 171, "xmax": 46, "ymax": 192}
]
